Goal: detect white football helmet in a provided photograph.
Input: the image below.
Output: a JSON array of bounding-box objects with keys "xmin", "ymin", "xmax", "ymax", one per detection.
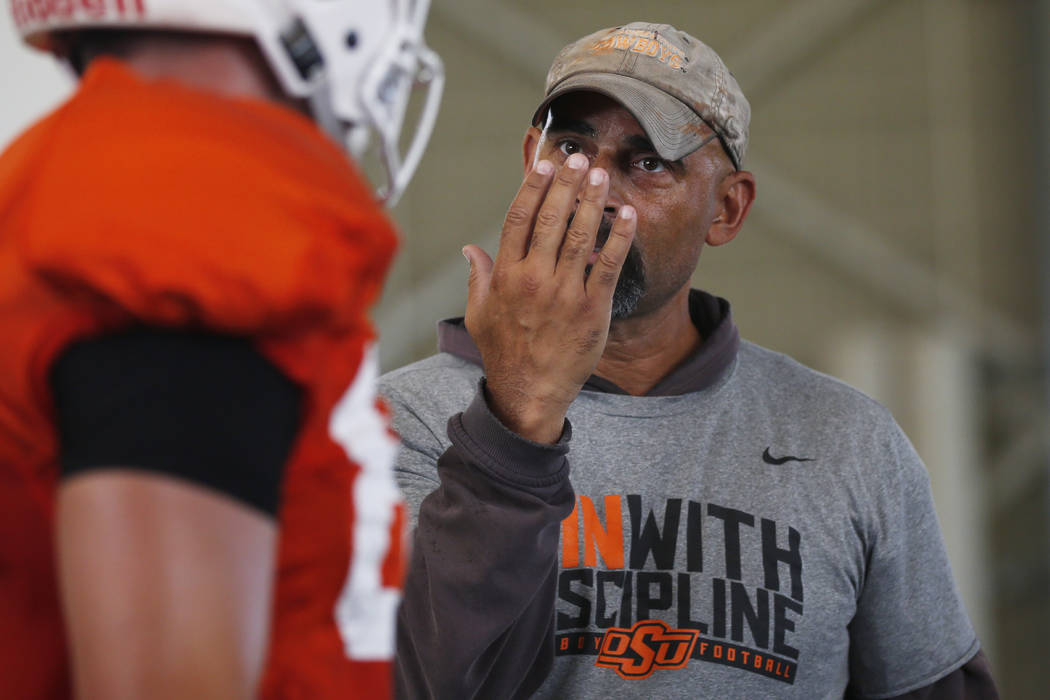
[{"xmin": 12, "ymin": 0, "xmax": 444, "ymax": 205}]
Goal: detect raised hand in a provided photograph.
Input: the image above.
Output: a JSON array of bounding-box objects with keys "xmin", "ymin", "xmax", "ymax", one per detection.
[{"xmin": 461, "ymin": 153, "xmax": 636, "ymax": 443}]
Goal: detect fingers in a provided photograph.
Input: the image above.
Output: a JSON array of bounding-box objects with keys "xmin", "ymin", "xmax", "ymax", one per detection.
[
  {"xmin": 499, "ymin": 152, "xmax": 617, "ymax": 278},
  {"xmin": 585, "ymin": 206, "xmax": 636, "ymax": 294},
  {"xmin": 525, "ymin": 153, "xmax": 590, "ymax": 266},
  {"xmin": 496, "ymin": 159, "xmax": 556, "ymax": 264},
  {"xmin": 553, "ymin": 166, "xmax": 608, "ymax": 281}
]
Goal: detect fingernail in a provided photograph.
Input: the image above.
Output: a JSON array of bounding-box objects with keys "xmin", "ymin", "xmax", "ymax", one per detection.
[
  {"xmin": 461, "ymin": 247, "xmax": 471, "ymax": 265},
  {"xmin": 536, "ymin": 160, "xmax": 554, "ymax": 175},
  {"xmin": 619, "ymin": 206, "xmax": 635, "ymax": 220},
  {"xmin": 567, "ymin": 153, "xmax": 587, "ymax": 170},
  {"xmin": 588, "ymin": 168, "xmax": 606, "ymax": 186}
]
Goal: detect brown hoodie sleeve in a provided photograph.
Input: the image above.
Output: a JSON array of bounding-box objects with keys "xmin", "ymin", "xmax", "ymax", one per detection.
[{"xmin": 396, "ymin": 381, "xmax": 574, "ymax": 699}]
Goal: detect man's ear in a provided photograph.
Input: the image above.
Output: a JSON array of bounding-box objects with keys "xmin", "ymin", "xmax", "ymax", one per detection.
[
  {"xmin": 706, "ymin": 170, "xmax": 757, "ymax": 247},
  {"xmin": 522, "ymin": 126, "xmax": 543, "ymax": 174}
]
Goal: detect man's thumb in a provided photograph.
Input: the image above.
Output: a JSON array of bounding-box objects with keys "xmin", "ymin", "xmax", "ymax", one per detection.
[{"xmin": 462, "ymin": 244, "xmax": 493, "ymax": 296}]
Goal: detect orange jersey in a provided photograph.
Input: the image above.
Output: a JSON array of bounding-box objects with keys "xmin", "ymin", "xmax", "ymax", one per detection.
[{"xmin": 0, "ymin": 59, "xmax": 404, "ymax": 698}]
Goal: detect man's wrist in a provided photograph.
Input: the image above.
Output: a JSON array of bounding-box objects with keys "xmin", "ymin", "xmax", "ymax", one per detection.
[
  {"xmin": 449, "ymin": 380, "xmax": 571, "ymax": 493},
  {"xmin": 482, "ymin": 380, "xmax": 568, "ymax": 444}
]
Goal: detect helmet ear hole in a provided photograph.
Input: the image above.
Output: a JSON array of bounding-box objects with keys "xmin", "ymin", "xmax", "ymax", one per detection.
[{"xmin": 279, "ymin": 19, "xmax": 324, "ymax": 82}]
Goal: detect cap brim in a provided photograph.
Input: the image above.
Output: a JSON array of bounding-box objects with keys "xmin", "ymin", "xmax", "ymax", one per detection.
[{"xmin": 531, "ymin": 72, "xmax": 709, "ymax": 162}]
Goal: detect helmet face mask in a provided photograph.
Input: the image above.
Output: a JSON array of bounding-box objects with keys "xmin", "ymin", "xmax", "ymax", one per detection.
[{"xmin": 12, "ymin": 0, "xmax": 444, "ymax": 205}]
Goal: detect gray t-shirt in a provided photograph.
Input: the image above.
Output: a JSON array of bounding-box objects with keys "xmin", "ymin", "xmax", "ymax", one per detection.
[{"xmin": 382, "ymin": 292, "xmax": 979, "ymax": 699}]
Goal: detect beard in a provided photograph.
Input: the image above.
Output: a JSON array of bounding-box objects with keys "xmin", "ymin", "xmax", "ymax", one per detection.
[{"xmin": 574, "ymin": 214, "xmax": 646, "ymax": 319}]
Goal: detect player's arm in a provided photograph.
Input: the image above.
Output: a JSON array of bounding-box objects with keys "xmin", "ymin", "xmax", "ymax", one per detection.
[
  {"xmin": 50, "ymin": 329, "xmax": 301, "ymax": 700},
  {"xmin": 57, "ymin": 473, "xmax": 275, "ymax": 700}
]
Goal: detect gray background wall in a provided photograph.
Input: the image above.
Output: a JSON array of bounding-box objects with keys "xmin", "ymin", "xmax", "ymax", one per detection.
[{"xmin": 3, "ymin": 1, "xmax": 1047, "ymax": 696}]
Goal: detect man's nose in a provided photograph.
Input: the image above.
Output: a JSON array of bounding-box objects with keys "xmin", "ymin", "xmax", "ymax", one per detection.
[{"xmin": 600, "ymin": 171, "xmax": 625, "ymax": 219}]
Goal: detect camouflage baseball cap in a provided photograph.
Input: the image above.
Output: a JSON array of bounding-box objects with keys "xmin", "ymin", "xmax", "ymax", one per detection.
[{"xmin": 532, "ymin": 22, "xmax": 749, "ymax": 169}]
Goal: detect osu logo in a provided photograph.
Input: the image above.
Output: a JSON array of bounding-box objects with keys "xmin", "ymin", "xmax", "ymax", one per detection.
[{"xmin": 595, "ymin": 620, "xmax": 700, "ymax": 680}]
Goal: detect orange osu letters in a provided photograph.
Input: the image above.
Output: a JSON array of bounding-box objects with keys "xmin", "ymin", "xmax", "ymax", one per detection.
[{"xmin": 595, "ymin": 620, "xmax": 700, "ymax": 680}]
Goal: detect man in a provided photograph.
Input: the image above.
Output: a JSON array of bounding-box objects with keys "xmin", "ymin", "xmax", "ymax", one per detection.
[
  {"xmin": 382, "ymin": 22, "xmax": 998, "ymax": 699},
  {"xmin": 0, "ymin": 1, "xmax": 441, "ymax": 698}
]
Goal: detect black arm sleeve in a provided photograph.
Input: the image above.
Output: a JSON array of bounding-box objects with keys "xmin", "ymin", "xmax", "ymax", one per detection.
[
  {"xmin": 49, "ymin": 327, "xmax": 302, "ymax": 517},
  {"xmin": 847, "ymin": 649, "xmax": 999, "ymax": 700},
  {"xmin": 396, "ymin": 383, "xmax": 575, "ymax": 700}
]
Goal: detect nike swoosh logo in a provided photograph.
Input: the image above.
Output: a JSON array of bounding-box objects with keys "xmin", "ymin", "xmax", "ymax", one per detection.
[{"xmin": 762, "ymin": 447, "xmax": 814, "ymax": 465}]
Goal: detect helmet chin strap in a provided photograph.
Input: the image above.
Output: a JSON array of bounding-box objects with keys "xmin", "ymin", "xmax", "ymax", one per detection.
[
  {"xmin": 346, "ymin": 125, "xmax": 371, "ymax": 157},
  {"xmin": 306, "ymin": 75, "xmax": 345, "ymax": 147},
  {"xmin": 306, "ymin": 77, "xmax": 395, "ymax": 204}
]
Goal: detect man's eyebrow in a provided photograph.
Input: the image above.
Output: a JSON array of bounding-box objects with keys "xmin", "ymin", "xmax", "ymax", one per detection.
[{"xmin": 546, "ymin": 116, "xmax": 597, "ymax": 137}]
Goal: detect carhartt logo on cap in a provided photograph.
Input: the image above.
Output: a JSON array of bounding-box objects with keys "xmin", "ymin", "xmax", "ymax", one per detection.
[{"xmin": 589, "ymin": 28, "xmax": 687, "ymax": 71}]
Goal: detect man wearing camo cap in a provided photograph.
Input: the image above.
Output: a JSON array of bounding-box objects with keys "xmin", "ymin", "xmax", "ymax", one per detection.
[{"xmin": 387, "ymin": 22, "xmax": 998, "ymax": 698}]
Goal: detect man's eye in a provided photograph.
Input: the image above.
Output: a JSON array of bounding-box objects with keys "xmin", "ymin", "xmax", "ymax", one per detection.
[
  {"xmin": 558, "ymin": 140, "xmax": 582, "ymax": 156},
  {"xmin": 637, "ymin": 157, "xmax": 666, "ymax": 172}
]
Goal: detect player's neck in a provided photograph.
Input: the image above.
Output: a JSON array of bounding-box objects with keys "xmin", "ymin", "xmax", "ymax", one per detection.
[
  {"xmin": 119, "ymin": 36, "xmax": 289, "ymax": 106},
  {"xmin": 595, "ymin": 287, "xmax": 700, "ymax": 396}
]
